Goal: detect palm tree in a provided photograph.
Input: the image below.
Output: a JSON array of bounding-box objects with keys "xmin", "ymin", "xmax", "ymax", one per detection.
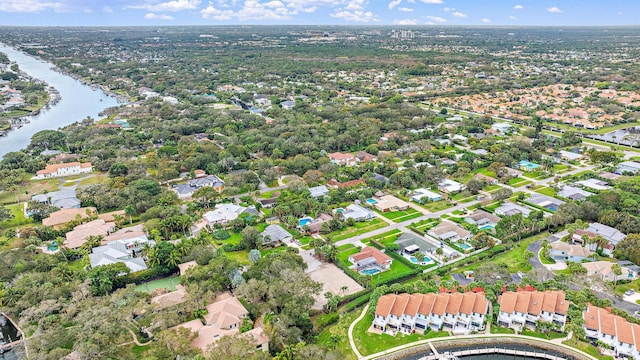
[
  {"xmin": 124, "ymin": 205, "xmax": 135, "ymax": 225},
  {"xmin": 612, "ymin": 263, "xmax": 622, "ymax": 287}
]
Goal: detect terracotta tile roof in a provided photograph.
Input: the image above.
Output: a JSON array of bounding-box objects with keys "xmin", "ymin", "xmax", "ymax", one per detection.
[
  {"xmin": 445, "ymin": 292, "xmax": 464, "ymax": 316},
  {"xmin": 497, "ymin": 292, "xmax": 517, "ymax": 314},
  {"xmin": 36, "ymin": 162, "xmax": 92, "ymax": 175},
  {"xmin": 514, "ymin": 292, "xmax": 531, "ymax": 314},
  {"xmin": 499, "ymin": 290, "xmax": 568, "ymax": 316},
  {"xmin": 417, "ymin": 293, "xmax": 436, "ymax": 316},
  {"xmin": 42, "ymin": 207, "xmax": 97, "ymax": 227},
  {"xmin": 375, "ymin": 294, "xmax": 396, "ymax": 317},
  {"xmin": 350, "ymin": 246, "xmax": 392, "ymax": 266},
  {"xmin": 527, "ymin": 291, "xmax": 544, "ymax": 316},
  {"xmin": 472, "ymin": 293, "xmax": 489, "ymax": 315},
  {"xmin": 459, "ymin": 293, "xmax": 476, "ymax": 315},
  {"xmin": 203, "ymin": 292, "xmax": 249, "ymax": 329},
  {"xmin": 328, "ymin": 152, "xmax": 355, "ymax": 160},
  {"xmin": 432, "ymin": 293, "xmax": 450, "ymax": 316},
  {"xmin": 405, "ymin": 294, "xmax": 423, "ymax": 317},
  {"xmin": 390, "ymin": 293, "xmax": 410, "ymax": 317}
]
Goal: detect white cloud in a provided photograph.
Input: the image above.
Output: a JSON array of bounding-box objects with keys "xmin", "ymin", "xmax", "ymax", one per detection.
[
  {"xmin": 0, "ymin": 0, "xmax": 69, "ymax": 13},
  {"xmin": 425, "ymin": 15, "xmax": 446, "ymax": 23},
  {"xmin": 420, "ymin": 0, "xmax": 443, "ymax": 4},
  {"xmin": 145, "ymin": 12, "xmax": 174, "ymax": 19},
  {"xmin": 202, "ymin": 0, "xmax": 300, "ymax": 20},
  {"xmin": 127, "ymin": 0, "xmax": 201, "ymax": 12},
  {"xmin": 201, "ymin": 5, "xmax": 234, "ymax": 19},
  {"xmin": 388, "ymin": 0, "xmax": 401, "ymax": 10},
  {"xmin": 481, "ymin": 18, "xmax": 491, "ymax": 23},
  {"xmin": 443, "ymin": 7, "xmax": 453, "ymax": 12},
  {"xmin": 547, "ymin": 6, "xmax": 563, "ymax": 13},
  {"xmin": 509, "ymin": 15, "xmax": 516, "ymax": 20},
  {"xmin": 345, "ymin": 0, "xmax": 366, "ymax": 11},
  {"xmin": 451, "ymin": 11, "xmax": 466, "ymax": 18},
  {"xmin": 331, "ymin": 9, "xmax": 374, "ymax": 22},
  {"xmin": 393, "ymin": 18, "xmax": 417, "ymax": 25},
  {"xmin": 398, "ymin": 7, "xmax": 413, "ymax": 12},
  {"xmin": 513, "ymin": 4, "xmax": 523, "ymax": 10}
]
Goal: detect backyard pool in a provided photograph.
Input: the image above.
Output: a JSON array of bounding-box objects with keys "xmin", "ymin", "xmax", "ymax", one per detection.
[
  {"xmin": 409, "ymin": 256, "xmax": 433, "ymax": 264},
  {"xmin": 544, "ymin": 204, "xmax": 559, "ymax": 211},
  {"xmin": 459, "ymin": 242, "xmax": 474, "ymax": 251},
  {"xmin": 478, "ymin": 224, "xmax": 494, "ymax": 231},
  {"xmin": 366, "ymin": 198, "xmax": 378, "ymax": 205},
  {"xmin": 48, "ymin": 241, "xmax": 58, "ymax": 251},
  {"xmin": 361, "ymin": 268, "xmax": 381, "ymax": 275},
  {"xmin": 519, "ymin": 160, "xmax": 540, "ymax": 171},
  {"xmin": 299, "ymin": 217, "xmax": 312, "ymax": 226}
]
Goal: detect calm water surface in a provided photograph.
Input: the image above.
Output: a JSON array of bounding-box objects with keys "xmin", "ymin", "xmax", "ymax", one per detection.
[{"xmin": 0, "ymin": 44, "xmax": 119, "ymax": 157}]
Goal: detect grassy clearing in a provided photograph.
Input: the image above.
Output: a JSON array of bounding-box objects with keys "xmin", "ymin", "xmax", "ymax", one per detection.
[
  {"xmin": 535, "ymin": 186, "xmax": 557, "ymax": 197},
  {"xmin": 563, "ymin": 339, "xmax": 614, "ymax": 360},
  {"xmin": 418, "ymin": 200, "xmax": 455, "ymax": 212},
  {"xmin": 77, "ymin": 174, "xmax": 109, "ymax": 187},
  {"xmin": 1, "ymin": 203, "xmax": 32, "ymax": 228},
  {"xmin": 377, "ymin": 208, "xmax": 421, "ymax": 223},
  {"xmin": 0, "ymin": 178, "xmax": 60, "ymax": 205},
  {"xmin": 521, "ymin": 329, "xmax": 566, "ymax": 340},
  {"xmin": 490, "ymin": 325, "xmax": 515, "ymax": 334},
  {"xmin": 328, "ymin": 218, "xmax": 388, "ymax": 242},
  {"xmin": 134, "ymin": 276, "xmax": 180, "ymax": 293},
  {"xmin": 352, "ymin": 313, "xmax": 448, "ymax": 356},
  {"xmin": 408, "ymin": 218, "xmax": 441, "ymax": 233},
  {"xmin": 360, "ymin": 229, "xmax": 403, "ymax": 247},
  {"xmin": 507, "ymin": 177, "xmax": 531, "ymax": 187},
  {"xmin": 317, "ymin": 311, "xmax": 359, "ymax": 360}
]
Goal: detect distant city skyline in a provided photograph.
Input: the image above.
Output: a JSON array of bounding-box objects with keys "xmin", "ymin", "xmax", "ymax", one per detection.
[{"xmin": 0, "ymin": 0, "xmax": 637, "ymax": 27}]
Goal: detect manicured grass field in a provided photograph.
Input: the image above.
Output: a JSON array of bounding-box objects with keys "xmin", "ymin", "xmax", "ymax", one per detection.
[
  {"xmin": 563, "ymin": 339, "xmax": 615, "ymax": 360},
  {"xmin": 135, "ymin": 276, "xmax": 180, "ymax": 293},
  {"xmin": 377, "ymin": 208, "xmax": 421, "ymax": 223},
  {"xmin": 507, "ymin": 177, "xmax": 532, "ymax": 187},
  {"xmin": 408, "ymin": 218, "xmax": 441, "ymax": 233},
  {"xmin": 360, "ymin": 229, "xmax": 403, "ymax": 247},
  {"xmin": 535, "ymin": 186, "xmax": 557, "ymax": 197},
  {"xmin": 328, "ymin": 218, "xmax": 388, "ymax": 242},
  {"xmin": 418, "ymin": 200, "xmax": 455, "ymax": 212},
  {"xmin": 1, "ymin": 203, "xmax": 32, "ymax": 228},
  {"xmin": 490, "ymin": 325, "xmax": 515, "ymax": 334},
  {"xmin": 352, "ymin": 313, "xmax": 448, "ymax": 355},
  {"xmin": 521, "ymin": 329, "xmax": 566, "ymax": 340}
]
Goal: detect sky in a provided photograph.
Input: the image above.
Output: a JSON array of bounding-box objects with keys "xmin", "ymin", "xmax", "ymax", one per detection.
[{"xmin": 0, "ymin": 0, "xmax": 637, "ymax": 26}]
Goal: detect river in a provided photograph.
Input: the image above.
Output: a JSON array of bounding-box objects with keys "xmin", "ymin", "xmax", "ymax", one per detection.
[{"xmin": 0, "ymin": 44, "xmax": 120, "ymax": 158}]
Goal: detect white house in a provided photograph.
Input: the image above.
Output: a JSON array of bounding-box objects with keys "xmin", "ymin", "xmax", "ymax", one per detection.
[
  {"xmin": 337, "ymin": 204, "xmax": 375, "ymax": 221},
  {"xmin": 548, "ymin": 242, "xmax": 592, "ymax": 262},
  {"xmin": 89, "ymin": 241, "xmax": 151, "ymax": 273},
  {"xmin": 587, "ymin": 222, "xmax": 626, "ymax": 249},
  {"xmin": 260, "ymin": 224, "xmax": 292, "ymax": 245},
  {"xmin": 583, "ymin": 261, "xmax": 636, "ymax": 282},
  {"xmin": 491, "ymin": 122, "xmax": 512, "ymax": 134},
  {"xmin": 616, "ymin": 161, "xmax": 640, "ymax": 175},
  {"xmin": 308, "ymin": 185, "xmax": 330, "ymax": 199},
  {"xmin": 428, "ymin": 220, "xmax": 472, "ymax": 242},
  {"xmin": 497, "ymin": 290, "xmax": 569, "ymax": 331},
  {"xmin": 410, "ymin": 188, "xmax": 442, "ymax": 203},
  {"xmin": 204, "ymin": 203, "xmax": 252, "ymax": 225},
  {"xmin": 584, "ymin": 305, "xmax": 640, "ymax": 359},
  {"xmin": 494, "ymin": 202, "xmax": 532, "ymax": 217},
  {"xmin": 33, "ymin": 162, "xmax": 93, "ymax": 179},
  {"xmin": 348, "ymin": 246, "xmax": 392, "ymax": 274},
  {"xmin": 576, "ymin": 178, "xmax": 612, "ymax": 191},
  {"xmin": 373, "ymin": 292, "xmax": 489, "ymax": 335},
  {"xmin": 438, "ymin": 179, "xmax": 465, "ymax": 194},
  {"xmin": 557, "ymin": 185, "xmax": 593, "ymax": 201}
]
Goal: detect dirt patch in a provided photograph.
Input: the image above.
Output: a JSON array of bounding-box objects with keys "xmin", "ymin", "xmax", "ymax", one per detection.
[{"xmin": 307, "ymin": 262, "xmax": 363, "ymax": 310}]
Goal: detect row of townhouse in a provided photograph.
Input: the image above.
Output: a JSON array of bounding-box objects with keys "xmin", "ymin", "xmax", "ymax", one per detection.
[
  {"xmin": 584, "ymin": 305, "xmax": 640, "ymax": 359},
  {"xmin": 373, "ymin": 292, "xmax": 489, "ymax": 335},
  {"xmin": 497, "ymin": 290, "xmax": 569, "ymax": 331}
]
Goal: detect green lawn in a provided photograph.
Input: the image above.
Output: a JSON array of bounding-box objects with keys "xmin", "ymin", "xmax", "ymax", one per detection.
[
  {"xmin": 377, "ymin": 208, "xmax": 421, "ymax": 223},
  {"xmin": 77, "ymin": 173, "xmax": 109, "ymax": 187},
  {"xmin": 1, "ymin": 203, "xmax": 32, "ymax": 228},
  {"xmin": 408, "ymin": 218, "xmax": 441, "ymax": 234},
  {"xmin": 490, "ymin": 325, "xmax": 515, "ymax": 334},
  {"xmin": 458, "ymin": 232, "xmax": 548, "ymax": 274},
  {"xmin": 360, "ymin": 229, "xmax": 403, "ymax": 247},
  {"xmin": 507, "ymin": 177, "xmax": 531, "ymax": 187},
  {"xmin": 317, "ymin": 310, "xmax": 359, "ymax": 360},
  {"xmin": 614, "ymin": 278, "xmax": 640, "ymax": 296},
  {"xmin": 476, "ymin": 168, "xmax": 497, "ymax": 178},
  {"xmin": 328, "ymin": 219, "xmax": 388, "ymax": 242},
  {"xmin": 417, "ymin": 200, "xmax": 455, "ymax": 212},
  {"xmin": 134, "ymin": 276, "xmax": 180, "ymax": 293},
  {"xmin": 535, "ymin": 186, "xmax": 557, "ymax": 197},
  {"xmin": 540, "ymin": 250, "xmax": 556, "ymax": 265},
  {"xmin": 0, "ymin": 178, "xmax": 60, "ymax": 205},
  {"xmin": 521, "ymin": 329, "xmax": 566, "ymax": 340},
  {"xmin": 563, "ymin": 339, "xmax": 615, "ymax": 360},
  {"xmin": 353, "ymin": 313, "xmax": 448, "ymax": 356},
  {"xmin": 225, "ymin": 249, "xmax": 251, "ymax": 265}
]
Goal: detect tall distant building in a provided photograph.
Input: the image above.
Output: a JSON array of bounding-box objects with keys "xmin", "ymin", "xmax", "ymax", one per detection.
[{"xmin": 391, "ymin": 30, "xmax": 414, "ymax": 39}]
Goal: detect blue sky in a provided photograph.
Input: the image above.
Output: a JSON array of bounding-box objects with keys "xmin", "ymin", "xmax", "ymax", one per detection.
[{"xmin": 0, "ymin": 0, "xmax": 637, "ymax": 26}]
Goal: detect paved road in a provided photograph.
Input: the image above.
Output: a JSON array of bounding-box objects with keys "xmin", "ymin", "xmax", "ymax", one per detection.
[{"xmin": 527, "ymin": 240, "xmax": 543, "ymax": 270}]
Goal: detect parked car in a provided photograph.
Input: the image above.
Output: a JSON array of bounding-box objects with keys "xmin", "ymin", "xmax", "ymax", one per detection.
[{"xmin": 625, "ymin": 289, "xmax": 635, "ymax": 296}]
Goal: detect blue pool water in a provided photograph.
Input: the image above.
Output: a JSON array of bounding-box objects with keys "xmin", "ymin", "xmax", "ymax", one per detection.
[
  {"xmin": 519, "ymin": 160, "xmax": 540, "ymax": 170},
  {"xmin": 361, "ymin": 268, "xmax": 380, "ymax": 275},
  {"xmin": 545, "ymin": 204, "xmax": 559, "ymax": 211},
  {"xmin": 459, "ymin": 243, "xmax": 473, "ymax": 250},
  {"xmin": 409, "ymin": 256, "xmax": 432, "ymax": 264},
  {"xmin": 336, "ymin": 208, "xmax": 345, "ymax": 214},
  {"xmin": 478, "ymin": 224, "xmax": 494, "ymax": 230},
  {"xmin": 366, "ymin": 198, "xmax": 378, "ymax": 205},
  {"xmin": 299, "ymin": 218, "xmax": 311, "ymax": 226}
]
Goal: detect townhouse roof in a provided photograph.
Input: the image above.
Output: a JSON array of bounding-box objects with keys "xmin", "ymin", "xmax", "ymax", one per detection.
[{"xmin": 498, "ymin": 290, "xmax": 568, "ymax": 316}]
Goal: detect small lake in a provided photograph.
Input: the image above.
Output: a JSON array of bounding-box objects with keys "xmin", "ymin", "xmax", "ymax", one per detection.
[{"xmin": 0, "ymin": 44, "xmax": 120, "ymax": 158}]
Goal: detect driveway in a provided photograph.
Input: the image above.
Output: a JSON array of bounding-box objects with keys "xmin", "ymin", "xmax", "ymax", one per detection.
[{"xmin": 527, "ymin": 240, "xmax": 543, "ymax": 270}]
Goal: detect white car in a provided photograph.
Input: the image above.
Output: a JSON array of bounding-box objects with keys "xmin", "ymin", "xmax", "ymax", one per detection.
[{"xmin": 625, "ymin": 289, "xmax": 635, "ymax": 296}]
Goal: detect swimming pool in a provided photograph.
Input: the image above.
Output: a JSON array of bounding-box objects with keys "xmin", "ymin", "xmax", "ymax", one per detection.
[
  {"xmin": 409, "ymin": 256, "xmax": 432, "ymax": 264},
  {"xmin": 459, "ymin": 242, "xmax": 473, "ymax": 250},
  {"xmin": 545, "ymin": 204, "xmax": 559, "ymax": 211},
  {"xmin": 361, "ymin": 268, "xmax": 380, "ymax": 275},
  {"xmin": 519, "ymin": 160, "xmax": 540, "ymax": 170},
  {"xmin": 478, "ymin": 224, "xmax": 494, "ymax": 230},
  {"xmin": 299, "ymin": 217, "xmax": 312, "ymax": 226},
  {"xmin": 366, "ymin": 198, "xmax": 378, "ymax": 205}
]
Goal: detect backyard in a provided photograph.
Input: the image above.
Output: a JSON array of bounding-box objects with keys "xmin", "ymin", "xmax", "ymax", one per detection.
[
  {"xmin": 134, "ymin": 276, "xmax": 180, "ymax": 293},
  {"xmin": 376, "ymin": 208, "xmax": 421, "ymax": 223},
  {"xmin": 326, "ymin": 218, "xmax": 388, "ymax": 242}
]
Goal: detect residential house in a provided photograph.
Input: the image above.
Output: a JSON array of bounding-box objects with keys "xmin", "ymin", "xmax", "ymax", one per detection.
[
  {"xmin": 89, "ymin": 240, "xmax": 150, "ymax": 273},
  {"xmin": 102, "ymin": 225, "xmax": 153, "ymax": 254},
  {"xmin": 336, "ymin": 204, "xmax": 374, "ymax": 221},
  {"xmin": 471, "ymin": 149, "xmax": 489, "ymax": 156},
  {"xmin": 583, "ymin": 261, "xmax": 636, "ymax": 282},
  {"xmin": 173, "ymin": 175, "xmax": 225, "ymax": 199},
  {"xmin": 203, "ymin": 203, "xmax": 255, "ymax": 226},
  {"xmin": 305, "ymin": 214, "xmax": 333, "ymax": 234},
  {"xmin": 587, "ymin": 222, "xmax": 626, "ymax": 250},
  {"xmin": 583, "ymin": 305, "xmax": 640, "ymax": 359},
  {"xmin": 348, "ymin": 246, "xmax": 392, "ymax": 273},
  {"xmin": 395, "ymin": 233, "xmax": 437, "ymax": 256},
  {"xmin": 373, "ymin": 292, "xmax": 489, "ymax": 335},
  {"xmin": 616, "ymin": 161, "xmax": 640, "ymax": 175},
  {"xmin": 257, "ymin": 197, "xmax": 277, "ymax": 208},
  {"xmin": 494, "ymin": 202, "xmax": 532, "ymax": 217},
  {"xmin": 33, "ymin": 162, "xmax": 93, "ymax": 180},
  {"xmin": 428, "ymin": 220, "xmax": 472, "ymax": 243},
  {"xmin": 174, "ymin": 293, "xmax": 269, "ymax": 353},
  {"xmin": 526, "ymin": 194, "xmax": 565, "ymax": 211},
  {"xmin": 372, "ymin": 173, "xmax": 390, "ymax": 184},
  {"xmin": 356, "ymin": 151, "xmax": 377, "ymax": 163},
  {"xmin": 31, "ymin": 188, "xmax": 80, "ymax": 209},
  {"xmin": 570, "ymin": 229, "xmax": 614, "ymax": 254},
  {"xmin": 464, "ymin": 210, "xmax": 501, "ymax": 229},
  {"xmin": 576, "ymin": 178, "xmax": 612, "ymax": 191},
  {"xmin": 254, "ymin": 94, "xmax": 271, "ymax": 107},
  {"xmin": 497, "ymin": 290, "xmax": 569, "ymax": 331},
  {"xmin": 474, "ymin": 173, "xmax": 498, "ymax": 185},
  {"xmin": 151, "ymin": 285, "xmax": 188, "ymax": 310},
  {"xmin": 328, "ymin": 152, "xmax": 357, "ymax": 166},
  {"xmin": 558, "ymin": 150, "xmax": 584, "ymax": 162},
  {"xmin": 491, "ymin": 122, "xmax": 512, "ymax": 134},
  {"xmin": 42, "ymin": 207, "xmax": 97, "ymax": 228},
  {"xmin": 557, "ymin": 185, "xmax": 593, "ymax": 201},
  {"xmin": 326, "ymin": 179, "xmax": 366, "ymax": 189},
  {"xmin": 371, "ymin": 195, "xmax": 409, "ymax": 212},
  {"xmin": 438, "ymin": 179, "xmax": 465, "ymax": 194},
  {"xmin": 260, "ymin": 224, "xmax": 292, "ymax": 245},
  {"xmin": 308, "ymin": 185, "xmax": 329, "ymax": 199},
  {"xmin": 64, "ymin": 219, "xmax": 115, "ymax": 249},
  {"xmin": 410, "ymin": 188, "xmax": 442, "ymax": 203},
  {"xmin": 280, "ymin": 100, "xmax": 296, "ymax": 110},
  {"xmin": 178, "ymin": 261, "xmax": 198, "ymax": 276},
  {"xmin": 548, "ymin": 242, "xmax": 592, "ymax": 262}
]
